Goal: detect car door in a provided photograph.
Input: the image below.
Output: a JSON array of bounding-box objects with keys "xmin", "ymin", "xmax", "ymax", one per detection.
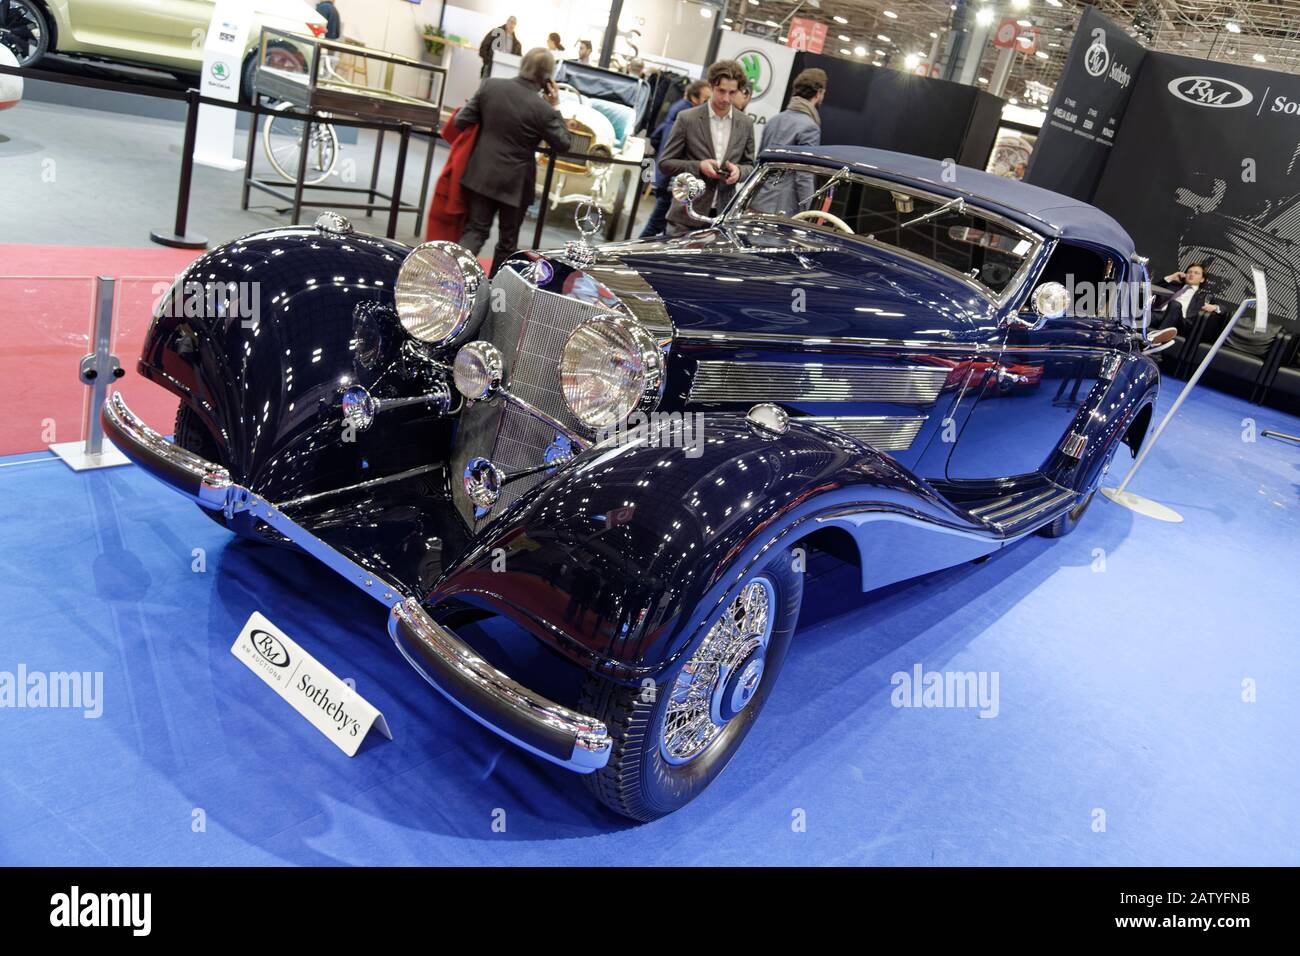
[
  {"xmin": 64, "ymin": 0, "xmax": 214, "ymax": 71},
  {"xmin": 946, "ymin": 243, "xmax": 1129, "ymax": 480}
]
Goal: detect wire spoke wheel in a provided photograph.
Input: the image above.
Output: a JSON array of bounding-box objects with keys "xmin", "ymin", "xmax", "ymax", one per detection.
[
  {"xmin": 263, "ymin": 104, "xmax": 339, "ymax": 185},
  {"xmin": 660, "ymin": 576, "xmax": 776, "ymax": 765},
  {"xmin": 1, "ymin": 0, "xmax": 46, "ymax": 66}
]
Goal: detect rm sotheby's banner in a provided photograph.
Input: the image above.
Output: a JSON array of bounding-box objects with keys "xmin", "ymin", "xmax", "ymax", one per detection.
[
  {"xmin": 1093, "ymin": 51, "xmax": 1300, "ymax": 324},
  {"xmin": 1025, "ymin": 6, "xmax": 1145, "ymax": 200}
]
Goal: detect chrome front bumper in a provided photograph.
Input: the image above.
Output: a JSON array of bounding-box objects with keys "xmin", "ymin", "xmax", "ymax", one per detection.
[{"xmin": 101, "ymin": 393, "xmax": 612, "ymax": 773}]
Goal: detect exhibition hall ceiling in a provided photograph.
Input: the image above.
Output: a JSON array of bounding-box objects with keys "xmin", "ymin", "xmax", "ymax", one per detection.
[{"xmin": 724, "ymin": 1, "xmax": 1300, "ymax": 102}]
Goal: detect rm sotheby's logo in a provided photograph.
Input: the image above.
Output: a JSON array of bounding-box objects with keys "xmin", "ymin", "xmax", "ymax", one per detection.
[
  {"xmin": 50, "ymin": 886, "xmax": 151, "ymax": 936},
  {"xmin": 1167, "ymin": 75, "xmax": 1254, "ymax": 109},
  {"xmin": 250, "ymin": 629, "xmax": 291, "ymax": 667}
]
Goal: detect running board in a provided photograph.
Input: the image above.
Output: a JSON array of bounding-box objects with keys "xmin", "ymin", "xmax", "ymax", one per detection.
[{"xmin": 966, "ymin": 484, "xmax": 1076, "ymax": 533}]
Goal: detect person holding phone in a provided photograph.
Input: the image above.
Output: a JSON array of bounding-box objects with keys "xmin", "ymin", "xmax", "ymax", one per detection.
[
  {"xmin": 657, "ymin": 60, "xmax": 755, "ymax": 236},
  {"xmin": 455, "ymin": 48, "xmax": 570, "ymax": 275}
]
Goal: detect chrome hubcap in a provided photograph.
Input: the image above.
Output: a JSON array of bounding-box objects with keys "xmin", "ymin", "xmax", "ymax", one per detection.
[
  {"xmin": 1, "ymin": 2, "xmax": 41, "ymax": 63},
  {"xmin": 660, "ymin": 576, "xmax": 776, "ymax": 765}
]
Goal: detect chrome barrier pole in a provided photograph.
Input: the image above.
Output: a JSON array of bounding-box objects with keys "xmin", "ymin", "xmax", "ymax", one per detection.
[
  {"xmin": 49, "ymin": 277, "xmax": 130, "ymax": 471},
  {"xmin": 534, "ymin": 151, "xmax": 557, "ymax": 250},
  {"xmin": 1102, "ymin": 266, "xmax": 1268, "ymax": 522},
  {"xmin": 149, "ymin": 89, "xmax": 209, "ymax": 250}
]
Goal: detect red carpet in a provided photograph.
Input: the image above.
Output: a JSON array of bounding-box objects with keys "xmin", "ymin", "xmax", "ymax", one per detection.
[{"xmin": 0, "ymin": 244, "xmax": 204, "ymax": 455}]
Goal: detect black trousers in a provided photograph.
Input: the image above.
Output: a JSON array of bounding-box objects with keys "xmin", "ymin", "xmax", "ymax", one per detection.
[{"xmin": 458, "ymin": 186, "xmax": 527, "ymax": 276}]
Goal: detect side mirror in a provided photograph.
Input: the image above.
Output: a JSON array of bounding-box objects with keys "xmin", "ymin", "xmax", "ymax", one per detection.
[{"xmin": 670, "ymin": 173, "xmax": 717, "ymax": 225}]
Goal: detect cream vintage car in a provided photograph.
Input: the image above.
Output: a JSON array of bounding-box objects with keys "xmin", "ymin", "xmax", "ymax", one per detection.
[{"xmin": 0, "ymin": 0, "xmax": 325, "ymax": 96}]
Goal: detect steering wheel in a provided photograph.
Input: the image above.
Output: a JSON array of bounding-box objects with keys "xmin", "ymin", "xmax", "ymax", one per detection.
[{"xmin": 790, "ymin": 209, "xmax": 855, "ymax": 234}]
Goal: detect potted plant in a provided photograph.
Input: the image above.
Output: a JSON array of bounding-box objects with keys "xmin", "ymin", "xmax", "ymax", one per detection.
[{"xmin": 422, "ymin": 25, "xmax": 447, "ymax": 58}]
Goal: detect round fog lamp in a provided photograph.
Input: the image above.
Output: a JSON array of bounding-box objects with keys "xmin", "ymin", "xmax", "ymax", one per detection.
[{"xmin": 453, "ymin": 341, "xmax": 504, "ymax": 401}]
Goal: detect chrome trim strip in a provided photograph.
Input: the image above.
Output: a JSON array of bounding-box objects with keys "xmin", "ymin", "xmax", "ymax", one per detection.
[
  {"xmin": 1060, "ymin": 432, "xmax": 1088, "ymax": 459},
  {"xmin": 802, "ymin": 415, "xmax": 927, "ymax": 451},
  {"xmin": 389, "ymin": 599, "xmax": 612, "ymax": 772},
  {"xmin": 690, "ymin": 360, "xmax": 949, "ymax": 405},
  {"xmin": 106, "ymin": 392, "xmax": 610, "ymax": 774},
  {"xmin": 275, "ymin": 463, "xmax": 443, "ymax": 511}
]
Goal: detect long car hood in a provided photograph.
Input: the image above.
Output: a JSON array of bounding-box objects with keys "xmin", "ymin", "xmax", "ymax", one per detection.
[{"xmin": 605, "ymin": 220, "xmax": 1001, "ymax": 342}]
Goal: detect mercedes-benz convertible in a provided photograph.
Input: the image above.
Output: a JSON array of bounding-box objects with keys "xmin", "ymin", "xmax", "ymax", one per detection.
[{"xmin": 104, "ymin": 146, "xmax": 1161, "ymax": 820}]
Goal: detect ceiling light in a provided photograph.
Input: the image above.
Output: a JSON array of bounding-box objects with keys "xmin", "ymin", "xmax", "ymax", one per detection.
[
  {"xmin": 854, "ymin": 46, "xmax": 867, "ymax": 56},
  {"xmin": 978, "ymin": 76, "xmax": 989, "ymax": 83},
  {"xmin": 873, "ymin": 61, "xmax": 883, "ymax": 66},
  {"xmin": 1225, "ymin": 22, "xmax": 1241, "ymax": 33},
  {"xmin": 1017, "ymin": 19, "xmax": 1032, "ymax": 27},
  {"xmin": 1046, "ymin": 0, "xmax": 1062, "ymax": 6},
  {"xmin": 838, "ymin": 34, "xmax": 851, "ymax": 42},
  {"xmin": 884, "ymin": 10, "xmax": 898, "ymax": 18},
  {"xmin": 1254, "ymin": 53, "xmax": 1267, "ymax": 62},
  {"xmin": 834, "ymin": 15, "xmax": 848, "ymax": 24},
  {"xmin": 1009, "ymin": 97, "xmax": 1019, "ymax": 104},
  {"xmin": 878, "ymin": 34, "xmax": 891, "ymax": 42},
  {"xmin": 930, "ymin": 32, "xmax": 939, "ymax": 39},
  {"xmin": 764, "ymin": 19, "xmax": 779, "ymax": 28},
  {"xmin": 1034, "ymin": 50, "xmax": 1048, "ymax": 59},
  {"xmin": 700, "ymin": 7, "xmax": 713, "ymax": 16},
  {"xmin": 975, "ymin": 9, "xmax": 995, "ymax": 26},
  {"xmin": 1011, "ymin": 0, "xmax": 1029, "ymax": 9},
  {"xmin": 875, "ymin": 48, "xmax": 886, "ymax": 55},
  {"xmin": 904, "ymin": 53, "xmax": 921, "ymax": 68},
  {"xmin": 840, "ymin": 48, "xmax": 852, "ymax": 55}
]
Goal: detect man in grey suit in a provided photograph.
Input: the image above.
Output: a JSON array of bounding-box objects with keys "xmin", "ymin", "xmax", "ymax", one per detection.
[
  {"xmin": 657, "ymin": 60, "xmax": 756, "ymax": 235},
  {"xmin": 455, "ymin": 48, "xmax": 571, "ymax": 274},
  {"xmin": 749, "ymin": 69, "xmax": 828, "ymax": 216}
]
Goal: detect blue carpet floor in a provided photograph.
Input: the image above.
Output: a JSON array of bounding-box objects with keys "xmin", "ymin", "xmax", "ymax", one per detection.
[{"xmin": 1, "ymin": 383, "xmax": 1298, "ymax": 866}]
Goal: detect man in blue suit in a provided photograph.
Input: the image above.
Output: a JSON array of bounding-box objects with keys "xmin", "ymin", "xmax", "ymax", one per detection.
[{"xmin": 639, "ymin": 79, "xmax": 709, "ymax": 238}]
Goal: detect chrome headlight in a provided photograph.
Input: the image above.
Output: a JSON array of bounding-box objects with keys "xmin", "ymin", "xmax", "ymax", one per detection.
[
  {"xmin": 395, "ymin": 241, "xmax": 486, "ymax": 347},
  {"xmin": 1032, "ymin": 281, "xmax": 1070, "ymax": 319},
  {"xmin": 560, "ymin": 316, "xmax": 663, "ymax": 430}
]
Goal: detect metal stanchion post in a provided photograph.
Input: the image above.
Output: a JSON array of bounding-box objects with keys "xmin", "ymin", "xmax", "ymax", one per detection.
[
  {"xmin": 387, "ymin": 123, "xmax": 412, "ymax": 239},
  {"xmin": 150, "ymin": 89, "xmax": 209, "ymax": 249},
  {"xmin": 50, "ymin": 277, "xmax": 129, "ymax": 471},
  {"xmin": 1102, "ymin": 267, "xmax": 1269, "ymax": 522},
  {"xmin": 534, "ymin": 151, "xmax": 557, "ymax": 249},
  {"xmin": 623, "ymin": 160, "xmax": 650, "ymax": 241}
]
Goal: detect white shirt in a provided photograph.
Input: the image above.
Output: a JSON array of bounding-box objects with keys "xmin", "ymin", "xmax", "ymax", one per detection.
[{"xmin": 708, "ymin": 104, "xmax": 733, "ymax": 164}]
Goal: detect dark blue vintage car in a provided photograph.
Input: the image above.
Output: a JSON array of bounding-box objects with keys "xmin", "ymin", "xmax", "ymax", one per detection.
[{"xmin": 104, "ymin": 146, "xmax": 1161, "ymax": 820}]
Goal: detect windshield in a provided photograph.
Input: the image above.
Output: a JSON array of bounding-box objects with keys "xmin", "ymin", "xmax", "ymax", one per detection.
[{"xmin": 728, "ymin": 162, "xmax": 1041, "ymax": 296}]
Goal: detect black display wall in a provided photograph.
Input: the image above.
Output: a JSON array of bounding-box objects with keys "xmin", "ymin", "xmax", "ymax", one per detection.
[
  {"xmin": 1092, "ymin": 52, "xmax": 1300, "ymax": 319},
  {"xmin": 1024, "ymin": 6, "xmax": 1146, "ymax": 200},
  {"xmin": 788, "ymin": 52, "xmax": 1003, "ymax": 167}
]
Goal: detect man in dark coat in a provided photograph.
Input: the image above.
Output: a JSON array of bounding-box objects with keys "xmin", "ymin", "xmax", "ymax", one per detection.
[
  {"xmin": 639, "ymin": 79, "xmax": 709, "ymax": 238},
  {"xmin": 657, "ymin": 60, "xmax": 756, "ymax": 235},
  {"xmin": 455, "ymin": 48, "xmax": 571, "ymax": 274},
  {"xmin": 479, "ymin": 16, "xmax": 522, "ymax": 77}
]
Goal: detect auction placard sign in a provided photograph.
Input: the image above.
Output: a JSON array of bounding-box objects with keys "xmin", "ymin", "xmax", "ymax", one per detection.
[{"xmin": 1024, "ymin": 6, "xmax": 1145, "ymax": 200}]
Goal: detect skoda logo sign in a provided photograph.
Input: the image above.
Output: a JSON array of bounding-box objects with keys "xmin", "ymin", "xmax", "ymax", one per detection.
[
  {"xmin": 250, "ymin": 629, "xmax": 290, "ymax": 667},
  {"xmin": 738, "ymin": 49, "xmax": 773, "ymax": 100},
  {"xmin": 1167, "ymin": 76, "xmax": 1254, "ymax": 109},
  {"xmin": 210, "ymin": 61, "xmax": 229, "ymax": 82}
]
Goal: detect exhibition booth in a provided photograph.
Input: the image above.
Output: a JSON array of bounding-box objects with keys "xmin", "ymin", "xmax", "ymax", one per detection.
[{"xmin": 0, "ymin": 0, "xmax": 1298, "ymax": 877}]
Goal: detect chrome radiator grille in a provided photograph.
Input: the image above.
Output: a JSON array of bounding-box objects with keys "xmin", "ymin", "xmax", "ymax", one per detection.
[
  {"xmin": 690, "ymin": 360, "xmax": 949, "ymax": 405},
  {"xmin": 450, "ymin": 267, "xmax": 604, "ymax": 530},
  {"xmin": 802, "ymin": 415, "xmax": 928, "ymax": 451}
]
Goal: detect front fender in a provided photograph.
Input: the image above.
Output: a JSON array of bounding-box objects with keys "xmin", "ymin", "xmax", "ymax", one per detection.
[
  {"xmin": 138, "ymin": 224, "xmax": 445, "ymax": 502},
  {"xmin": 1057, "ymin": 350, "xmax": 1160, "ymax": 492},
  {"xmin": 428, "ymin": 415, "xmax": 984, "ymax": 682}
]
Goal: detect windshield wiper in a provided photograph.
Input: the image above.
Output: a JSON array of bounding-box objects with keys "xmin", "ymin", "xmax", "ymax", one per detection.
[
  {"xmin": 900, "ymin": 196, "xmax": 966, "ymax": 230},
  {"xmin": 802, "ymin": 165, "xmax": 851, "ymax": 210}
]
